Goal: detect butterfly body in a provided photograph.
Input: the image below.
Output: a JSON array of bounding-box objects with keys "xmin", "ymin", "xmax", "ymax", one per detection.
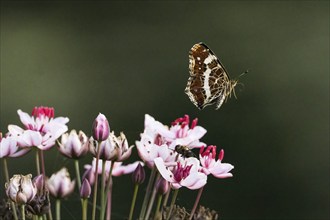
[{"xmin": 185, "ymin": 42, "xmax": 238, "ymax": 110}]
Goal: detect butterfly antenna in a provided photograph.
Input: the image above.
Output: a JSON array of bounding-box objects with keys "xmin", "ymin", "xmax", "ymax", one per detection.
[{"xmin": 237, "ymin": 69, "xmax": 249, "ymax": 79}]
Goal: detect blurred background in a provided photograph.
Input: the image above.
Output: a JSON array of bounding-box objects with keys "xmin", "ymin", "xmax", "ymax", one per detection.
[{"xmin": 0, "ymin": 1, "xmax": 329, "ymax": 220}]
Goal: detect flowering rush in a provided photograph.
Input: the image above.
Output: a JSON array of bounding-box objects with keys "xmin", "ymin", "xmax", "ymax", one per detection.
[
  {"xmin": 1, "ymin": 107, "xmax": 235, "ymax": 220},
  {"xmin": 7, "ymin": 106, "xmax": 69, "ymax": 150}
]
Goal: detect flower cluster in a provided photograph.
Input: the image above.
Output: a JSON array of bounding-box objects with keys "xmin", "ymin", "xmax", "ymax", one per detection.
[{"xmin": 1, "ymin": 106, "xmax": 234, "ymax": 220}]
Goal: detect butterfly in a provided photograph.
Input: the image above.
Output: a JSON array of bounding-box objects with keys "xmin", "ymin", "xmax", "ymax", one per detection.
[{"xmin": 185, "ymin": 42, "xmax": 246, "ymax": 110}]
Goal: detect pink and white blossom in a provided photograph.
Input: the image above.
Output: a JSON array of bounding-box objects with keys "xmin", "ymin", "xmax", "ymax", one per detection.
[
  {"xmin": 58, "ymin": 130, "xmax": 89, "ymax": 159},
  {"xmin": 168, "ymin": 115, "xmax": 207, "ymax": 149},
  {"xmin": 90, "ymin": 131, "xmax": 133, "ymax": 162},
  {"xmin": 7, "ymin": 107, "xmax": 69, "ymax": 150},
  {"xmin": 82, "ymin": 158, "xmax": 144, "ymax": 185},
  {"xmin": 47, "ymin": 168, "xmax": 75, "ymax": 199},
  {"xmin": 0, "ymin": 133, "xmax": 29, "ymax": 158},
  {"xmin": 199, "ymin": 146, "xmax": 234, "ymax": 179},
  {"xmin": 154, "ymin": 157, "xmax": 207, "ymax": 190}
]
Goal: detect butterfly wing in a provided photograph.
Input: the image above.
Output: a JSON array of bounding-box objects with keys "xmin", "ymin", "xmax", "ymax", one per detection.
[{"xmin": 185, "ymin": 42, "xmax": 230, "ymax": 110}]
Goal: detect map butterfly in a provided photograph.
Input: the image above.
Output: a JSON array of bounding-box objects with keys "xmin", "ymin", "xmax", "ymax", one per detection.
[{"xmin": 185, "ymin": 42, "xmax": 245, "ymax": 110}]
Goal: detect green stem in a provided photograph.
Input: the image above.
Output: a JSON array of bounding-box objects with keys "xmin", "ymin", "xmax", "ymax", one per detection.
[
  {"xmin": 56, "ymin": 199, "xmax": 61, "ymax": 220},
  {"xmin": 99, "ymin": 160, "xmax": 107, "ymax": 220},
  {"xmin": 92, "ymin": 141, "xmax": 102, "ymax": 220},
  {"xmin": 75, "ymin": 159, "xmax": 82, "ymax": 189},
  {"xmin": 21, "ymin": 204, "xmax": 25, "ymax": 220},
  {"xmin": 162, "ymin": 189, "xmax": 170, "ymax": 209},
  {"xmin": 166, "ymin": 189, "xmax": 179, "ymax": 220},
  {"xmin": 39, "ymin": 149, "xmax": 46, "ymax": 177},
  {"xmin": 82, "ymin": 199, "xmax": 88, "ymax": 220},
  {"xmin": 139, "ymin": 167, "xmax": 156, "ymax": 219},
  {"xmin": 3, "ymin": 158, "xmax": 18, "ymax": 220},
  {"xmin": 189, "ymin": 186, "xmax": 204, "ymax": 220},
  {"xmin": 128, "ymin": 184, "xmax": 139, "ymax": 220},
  {"xmin": 145, "ymin": 173, "xmax": 160, "ymax": 220},
  {"xmin": 154, "ymin": 194, "xmax": 163, "ymax": 220},
  {"xmin": 35, "ymin": 149, "xmax": 40, "ymax": 175},
  {"xmin": 101, "ymin": 161, "xmax": 115, "ymax": 220}
]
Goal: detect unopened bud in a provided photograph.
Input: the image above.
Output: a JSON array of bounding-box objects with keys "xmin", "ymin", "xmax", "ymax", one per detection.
[
  {"xmin": 155, "ymin": 177, "xmax": 169, "ymax": 195},
  {"xmin": 80, "ymin": 179, "xmax": 91, "ymax": 199},
  {"xmin": 92, "ymin": 113, "xmax": 110, "ymax": 141},
  {"xmin": 131, "ymin": 163, "xmax": 145, "ymax": 185}
]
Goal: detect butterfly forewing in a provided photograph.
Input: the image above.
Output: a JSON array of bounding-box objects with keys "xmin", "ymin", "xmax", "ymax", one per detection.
[{"xmin": 185, "ymin": 42, "xmax": 231, "ymax": 110}]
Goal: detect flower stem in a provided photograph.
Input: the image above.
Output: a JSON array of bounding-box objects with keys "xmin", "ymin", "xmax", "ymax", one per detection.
[
  {"xmin": 56, "ymin": 199, "xmax": 61, "ymax": 220},
  {"xmin": 145, "ymin": 173, "xmax": 160, "ymax": 220},
  {"xmin": 128, "ymin": 184, "xmax": 139, "ymax": 220},
  {"xmin": 82, "ymin": 198, "xmax": 88, "ymax": 220},
  {"xmin": 189, "ymin": 186, "xmax": 204, "ymax": 220},
  {"xmin": 101, "ymin": 160, "xmax": 115, "ymax": 220},
  {"xmin": 106, "ymin": 191, "xmax": 111, "ymax": 220},
  {"xmin": 75, "ymin": 159, "xmax": 82, "ymax": 189},
  {"xmin": 2, "ymin": 158, "xmax": 18, "ymax": 220},
  {"xmin": 35, "ymin": 149, "xmax": 40, "ymax": 175},
  {"xmin": 139, "ymin": 167, "xmax": 156, "ymax": 219},
  {"xmin": 21, "ymin": 204, "xmax": 25, "ymax": 220},
  {"xmin": 166, "ymin": 189, "xmax": 179, "ymax": 220},
  {"xmin": 92, "ymin": 141, "xmax": 102, "ymax": 220},
  {"xmin": 99, "ymin": 160, "xmax": 107, "ymax": 220},
  {"xmin": 39, "ymin": 149, "xmax": 46, "ymax": 177},
  {"xmin": 162, "ymin": 189, "xmax": 170, "ymax": 209},
  {"xmin": 154, "ymin": 194, "xmax": 163, "ymax": 220}
]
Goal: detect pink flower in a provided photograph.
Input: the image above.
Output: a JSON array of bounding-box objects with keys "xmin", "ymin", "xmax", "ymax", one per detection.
[
  {"xmin": 168, "ymin": 115, "xmax": 207, "ymax": 149},
  {"xmin": 136, "ymin": 140, "xmax": 177, "ymax": 168},
  {"xmin": 199, "ymin": 146, "xmax": 234, "ymax": 178},
  {"xmin": 47, "ymin": 168, "xmax": 75, "ymax": 199},
  {"xmin": 82, "ymin": 158, "xmax": 144, "ymax": 185},
  {"xmin": 7, "ymin": 107, "xmax": 69, "ymax": 150},
  {"xmin": 136, "ymin": 114, "xmax": 179, "ymax": 168},
  {"xmin": 0, "ymin": 133, "xmax": 29, "ymax": 158},
  {"xmin": 154, "ymin": 157, "xmax": 207, "ymax": 190},
  {"xmin": 90, "ymin": 131, "xmax": 133, "ymax": 162},
  {"xmin": 58, "ymin": 130, "xmax": 89, "ymax": 159}
]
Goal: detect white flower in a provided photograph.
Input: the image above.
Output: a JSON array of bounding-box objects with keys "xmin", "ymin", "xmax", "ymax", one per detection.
[
  {"xmin": 47, "ymin": 168, "xmax": 75, "ymax": 199},
  {"xmin": 154, "ymin": 157, "xmax": 207, "ymax": 190}
]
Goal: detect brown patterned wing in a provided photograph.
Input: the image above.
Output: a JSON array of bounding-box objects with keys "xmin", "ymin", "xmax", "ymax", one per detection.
[{"xmin": 185, "ymin": 42, "xmax": 230, "ymax": 110}]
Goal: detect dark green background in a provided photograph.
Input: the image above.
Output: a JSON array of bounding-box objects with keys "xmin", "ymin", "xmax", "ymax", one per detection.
[{"xmin": 1, "ymin": 1, "xmax": 329, "ymax": 220}]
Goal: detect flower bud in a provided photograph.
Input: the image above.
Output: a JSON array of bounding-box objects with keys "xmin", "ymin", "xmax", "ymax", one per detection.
[
  {"xmin": 33, "ymin": 174, "xmax": 45, "ymax": 194},
  {"xmin": 92, "ymin": 113, "xmax": 110, "ymax": 141},
  {"xmin": 80, "ymin": 179, "xmax": 91, "ymax": 199},
  {"xmin": 5, "ymin": 174, "xmax": 37, "ymax": 204},
  {"xmin": 131, "ymin": 163, "xmax": 145, "ymax": 185},
  {"xmin": 58, "ymin": 130, "xmax": 89, "ymax": 159},
  {"xmin": 47, "ymin": 168, "xmax": 75, "ymax": 199},
  {"xmin": 155, "ymin": 177, "xmax": 169, "ymax": 195}
]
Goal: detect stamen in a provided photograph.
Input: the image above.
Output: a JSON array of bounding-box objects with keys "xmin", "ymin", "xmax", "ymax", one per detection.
[{"xmin": 218, "ymin": 149, "xmax": 224, "ymax": 161}]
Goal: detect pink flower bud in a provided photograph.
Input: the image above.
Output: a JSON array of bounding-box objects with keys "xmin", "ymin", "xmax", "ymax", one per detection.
[
  {"xmin": 92, "ymin": 113, "xmax": 110, "ymax": 141},
  {"xmin": 155, "ymin": 177, "xmax": 169, "ymax": 195},
  {"xmin": 131, "ymin": 163, "xmax": 145, "ymax": 185},
  {"xmin": 47, "ymin": 168, "xmax": 75, "ymax": 199},
  {"xmin": 33, "ymin": 174, "xmax": 45, "ymax": 193},
  {"xmin": 80, "ymin": 179, "xmax": 91, "ymax": 199},
  {"xmin": 5, "ymin": 174, "xmax": 37, "ymax": 204}
]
